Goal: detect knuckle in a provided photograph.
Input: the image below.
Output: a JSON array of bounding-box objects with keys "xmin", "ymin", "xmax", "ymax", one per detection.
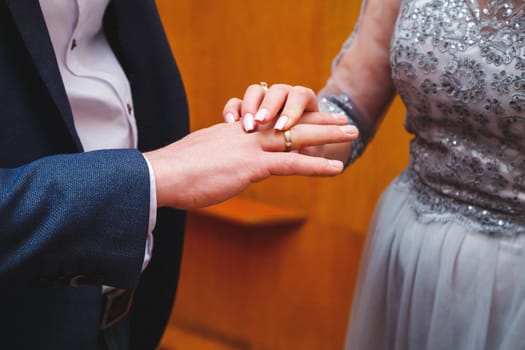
[
  {"xmin": 246, "ymin": 84, "xmax": 262, "ymax": 94},
  {"xmin": 305, "ymin": 87, "xmax": 315, "ymax": 96},
  {"xmin": 271, "ymin": 83, "xmax": 292, "ymax": 94},
  {"xmin": 272, "ymin": 83, "xmax": 291, "ymax": 89},
  {"xmin": 292, "ymin": 85, "xmax": 312, "ymax": 98},
  {"xmin": 225, "ymin": 97, "xmax": 241, "ymax": 106}
]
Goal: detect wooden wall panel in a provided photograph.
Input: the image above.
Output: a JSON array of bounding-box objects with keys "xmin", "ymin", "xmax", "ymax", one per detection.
[{"xmin": 155, "ymin": 1, "xmax": 411, "ymax": 349}]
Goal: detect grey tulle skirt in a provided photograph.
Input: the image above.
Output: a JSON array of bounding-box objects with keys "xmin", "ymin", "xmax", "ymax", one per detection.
[{"xmin": 345, "ymin": 176, "xmax": 525, "ymax": 350}]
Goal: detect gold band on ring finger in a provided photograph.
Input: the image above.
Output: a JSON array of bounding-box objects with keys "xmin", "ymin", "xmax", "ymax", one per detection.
[{"xmin": 283, "ymin": 129, "xmax": 293, "ymax": 152}]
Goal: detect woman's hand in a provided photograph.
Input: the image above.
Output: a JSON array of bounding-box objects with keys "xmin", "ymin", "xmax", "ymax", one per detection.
[
  {"xmin": 223, "ymin": 83, "xmax": 355, "ymax": 160},
  {"xmin": 223, "ymin": 83, "xmax": 324, "ymax": 131}
]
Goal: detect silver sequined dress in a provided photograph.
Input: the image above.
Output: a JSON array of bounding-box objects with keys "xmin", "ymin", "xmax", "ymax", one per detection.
[{"xmin": 342, "ymin": 0, "xmax": 525, "ymax": 349}]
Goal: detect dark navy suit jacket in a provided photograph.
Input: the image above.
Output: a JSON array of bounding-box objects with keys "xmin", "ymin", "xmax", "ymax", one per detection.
[{"xmin": 0, "ymin": 0, "xmax": 189, "ymax": 348}]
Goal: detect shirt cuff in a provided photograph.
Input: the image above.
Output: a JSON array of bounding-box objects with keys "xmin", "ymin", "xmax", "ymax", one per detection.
[{"xmin": 142, "ymin": 154, "xmax": 158, "ymax": 272}]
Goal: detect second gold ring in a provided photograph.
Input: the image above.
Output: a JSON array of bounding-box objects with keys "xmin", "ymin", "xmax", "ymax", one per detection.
[
  {"xmin": 283, "ymin": 129, "xmax": 293, "ymax": 152},
  {"xmin": 259, "ymin": 81, "xmax": 269, "ymax": 91}
]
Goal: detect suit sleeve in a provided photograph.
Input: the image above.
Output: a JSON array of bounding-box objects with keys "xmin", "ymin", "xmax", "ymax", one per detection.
[{"xmin": 0, "ymin": 148, "xmax": 151, "ymax": 288}]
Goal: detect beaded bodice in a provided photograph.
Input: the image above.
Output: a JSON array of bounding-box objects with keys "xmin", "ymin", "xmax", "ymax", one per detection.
[{"xmin": 392, "ymin": 0, "xmax": 525, "ymax": 233}]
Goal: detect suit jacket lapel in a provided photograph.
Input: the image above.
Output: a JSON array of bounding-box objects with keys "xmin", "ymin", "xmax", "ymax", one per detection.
[{"xmin": 5, "ymin": 0, "xmax": 83, "ymax": 150}]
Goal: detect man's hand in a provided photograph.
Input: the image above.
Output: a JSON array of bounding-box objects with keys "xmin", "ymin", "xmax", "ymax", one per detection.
[{"xmin": 144, "ymin": 120, "xmax": 357, "ymax": 209}]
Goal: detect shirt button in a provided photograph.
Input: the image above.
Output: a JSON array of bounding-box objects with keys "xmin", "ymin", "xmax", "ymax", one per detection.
[
  {"xmin": 127, "ymin": 103, "xmax": 133, "ymax": 115},
  {"xmin": 70, "ymin": 39, "xmax": 77, "ymax": 51}
]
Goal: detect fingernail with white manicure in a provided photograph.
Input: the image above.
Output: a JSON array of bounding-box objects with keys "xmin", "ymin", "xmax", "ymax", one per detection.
[
  {"xmin": 254, "ymin": 108, "xmax": 268, "ymax": 122},
  {"xmin": 329, "ymin": 160, "xmax": 343, "ymax": 170},
  {"xmin": 274, "ymin": 115, "xmax": 288, "ymax": 130},
  {"xmin": 243, "ymin": 113, "xmax": 255, "ymax": 131},
  {"xmin": 225, "ymin": 113, "xmax": 235, "ymax": 123},
  {"xmin": 340, "ymin": 125, "xmax": 358, "ymax": 135}
]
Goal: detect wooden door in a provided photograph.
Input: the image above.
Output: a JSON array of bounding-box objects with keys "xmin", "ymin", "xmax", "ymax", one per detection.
[{"xmin": 155, "ymin": 1, "xmax": 410, "ymax": 349}]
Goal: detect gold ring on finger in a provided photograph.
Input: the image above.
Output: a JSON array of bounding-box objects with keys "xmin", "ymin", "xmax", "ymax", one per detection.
[{"xmin": 283, "ymin": 129, "xmax": 293, "ymax": 152}]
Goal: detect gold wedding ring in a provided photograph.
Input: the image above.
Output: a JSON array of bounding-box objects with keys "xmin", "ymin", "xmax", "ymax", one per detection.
[
  {"xmin": 283, "ymin": 129, "xmax": 293, "ymax": 152},
  {"xmin": 259, "ymin": 81, "xmax": 269, "ymax": 91}
]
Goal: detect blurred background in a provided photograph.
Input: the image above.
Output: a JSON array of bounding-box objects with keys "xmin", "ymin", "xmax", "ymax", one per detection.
[{"xmin": 155, "ymin": 1, "xmax": 410, "ymax": 349}]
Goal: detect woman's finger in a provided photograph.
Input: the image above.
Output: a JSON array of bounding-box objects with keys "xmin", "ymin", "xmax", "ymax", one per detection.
[
  {"xmin": 253, "ymin": 83, "xmax": 291, "ymax": 124},
  {"xmin": 274, "ymin": 86, "xmax": 318, "ymax": 131},
  {"xmin": 260, "ymin": 123, "xmax": 358, "ymax": 152},
  {"xmin": 223, "ymin": 98, "xmax": 243, "ymax": 123},
  {"xmin": 298, "ymin": 111, "xmax": 350, "ymax": 126},
  {"xmin": 241, "ymin": 84, "xmax": 267, "ymax": 131}
]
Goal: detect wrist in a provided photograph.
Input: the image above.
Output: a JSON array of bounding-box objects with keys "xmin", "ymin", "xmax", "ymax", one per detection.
[{"xmin": 318, "ymin": 95, "xmax": 371, "ymax": 166}]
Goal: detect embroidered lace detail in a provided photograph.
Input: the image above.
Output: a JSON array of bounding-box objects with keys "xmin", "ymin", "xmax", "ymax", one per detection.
[
  {"xmin": 399, "ymin": 164, "xmax": 525, "ymax": 235},
  {"xmin": 391, "ymin": 0, "xmax": 525, "ymax": 234}
]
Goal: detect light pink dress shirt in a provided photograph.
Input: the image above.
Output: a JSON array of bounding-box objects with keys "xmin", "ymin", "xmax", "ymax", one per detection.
[{"xmin": 39, "ymin": 0, "xmax": 156, "ymax": 282}]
